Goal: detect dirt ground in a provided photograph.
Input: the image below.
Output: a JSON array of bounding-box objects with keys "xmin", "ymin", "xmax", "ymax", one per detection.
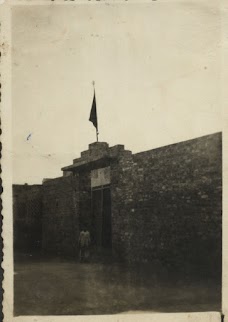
[{"xmin": 14, "ymin": 254, "xmax": 221, "ymax": 316}]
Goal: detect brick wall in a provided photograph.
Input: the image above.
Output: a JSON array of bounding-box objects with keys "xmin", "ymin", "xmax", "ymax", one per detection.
[
  {"xmin": 13, "ymin": 184, "xmax": 43, "ymax": 252},
  {"xmin": 42, "ymin": 171, "xmax": 92, "ymax": 257},
  {"xmin": 42, "ymin": 176, "xmax": 80, "ymax": 256},
  {"xmin": 111, "ymin": 133, "xmax": 222, "ymax": 274}
]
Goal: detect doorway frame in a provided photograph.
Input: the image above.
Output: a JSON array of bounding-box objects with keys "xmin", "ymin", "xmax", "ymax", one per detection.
[{"xmin": 90, "ymin": 184, "xmax": 112, "ymax": 249}]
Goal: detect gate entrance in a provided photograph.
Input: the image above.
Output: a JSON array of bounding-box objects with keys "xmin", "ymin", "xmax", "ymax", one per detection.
[{"xmin": 91, "ymin": 185, "xmax": 112, "ymax": 249}]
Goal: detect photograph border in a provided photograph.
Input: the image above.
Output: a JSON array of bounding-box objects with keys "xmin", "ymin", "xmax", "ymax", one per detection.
[{"xmin": 1, "ymin": 0, "xmax": 228, "ymax": 321}]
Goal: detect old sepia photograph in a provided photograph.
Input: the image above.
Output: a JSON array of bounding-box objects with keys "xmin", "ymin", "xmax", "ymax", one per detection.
[{"xmin": 9, "ymin": 1, "xmax": 222, "ymax": 318}]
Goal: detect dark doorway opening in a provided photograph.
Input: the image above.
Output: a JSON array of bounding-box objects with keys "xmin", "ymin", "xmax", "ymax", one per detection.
[{"xmin": 91, "ymin": 185, "xmax": 112, "ymax": 249}]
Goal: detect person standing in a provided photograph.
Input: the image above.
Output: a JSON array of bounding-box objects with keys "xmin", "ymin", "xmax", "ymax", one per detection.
[{"xmin": 79, "ymin": 228, "xmax": 91, "ymax": 262}]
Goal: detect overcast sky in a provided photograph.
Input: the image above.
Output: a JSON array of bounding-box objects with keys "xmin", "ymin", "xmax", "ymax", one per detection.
[{"xmin": 12, "ymin": 1, "xmax": 222, "ymax": 184}]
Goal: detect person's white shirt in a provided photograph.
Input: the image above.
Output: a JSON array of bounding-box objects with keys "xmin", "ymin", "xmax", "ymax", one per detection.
[{"xmin": 79, "ymin": 230, "xmax": 90, "ymax": 247}]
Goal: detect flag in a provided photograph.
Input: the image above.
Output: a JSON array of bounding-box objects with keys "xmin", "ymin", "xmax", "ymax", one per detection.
[{"xmin": 89, "ymin": 91, "xmax": 98, "ymax": 131}]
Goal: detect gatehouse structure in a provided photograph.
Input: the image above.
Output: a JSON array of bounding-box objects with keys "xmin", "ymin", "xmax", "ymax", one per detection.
[{"xmin": 13, "ymin": 132, "xmax": 222, "ymax": 272}]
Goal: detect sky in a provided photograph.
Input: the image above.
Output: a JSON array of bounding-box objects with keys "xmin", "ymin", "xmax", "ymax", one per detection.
[{"xmin": 12, "ymin": 1, "xmax": 222, "ymax": 184}]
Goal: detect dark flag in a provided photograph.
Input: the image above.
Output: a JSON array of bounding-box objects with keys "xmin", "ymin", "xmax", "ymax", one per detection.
[{"xmin": 89, "ymin": 91, "xmax": 98, "ymax": 131}]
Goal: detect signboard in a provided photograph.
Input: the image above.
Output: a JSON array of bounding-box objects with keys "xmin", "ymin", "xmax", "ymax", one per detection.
[{"xmin": 91, "ymin": 167, "xmax": 111, "ymax": 188}]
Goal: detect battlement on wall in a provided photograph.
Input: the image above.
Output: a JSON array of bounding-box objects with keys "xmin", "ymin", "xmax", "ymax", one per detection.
[
  {"xmin": 61, "ymin": 133, "xmax": 222, "ymax": 176},
  {"xmin": 61, "ymin": 142, "xmax": 132, "ymax": 174}
]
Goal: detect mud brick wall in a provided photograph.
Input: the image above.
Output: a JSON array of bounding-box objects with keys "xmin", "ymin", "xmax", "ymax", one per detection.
[
  {"xmin": 111, "ymin": 151, "xmax": 135, "ymax": 260},
  {"xmin": 13, "ymin": 184, "xmax": 43, "ymax": 252},
  {"xmin": 42, "ymin": 171, "xmax": 91, "ymax": 257},
  {"xmin": 42, "ymin": 176, "xmax": 80, "ymax": 256},
  {"xmin": 111, "ymin": 133, "xmax": 222, "ymax": 273}
]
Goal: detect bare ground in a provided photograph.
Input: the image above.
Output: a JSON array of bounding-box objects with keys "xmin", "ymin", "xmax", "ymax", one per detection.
[{"xmin": 14, "ymin": 254, "xmax": 221, "ymax": 316}]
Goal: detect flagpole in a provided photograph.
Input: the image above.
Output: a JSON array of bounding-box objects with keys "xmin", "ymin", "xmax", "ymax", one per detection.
[{"xmin": 92, "ymin": 81, "xmax": 99, "ymax": 142}]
